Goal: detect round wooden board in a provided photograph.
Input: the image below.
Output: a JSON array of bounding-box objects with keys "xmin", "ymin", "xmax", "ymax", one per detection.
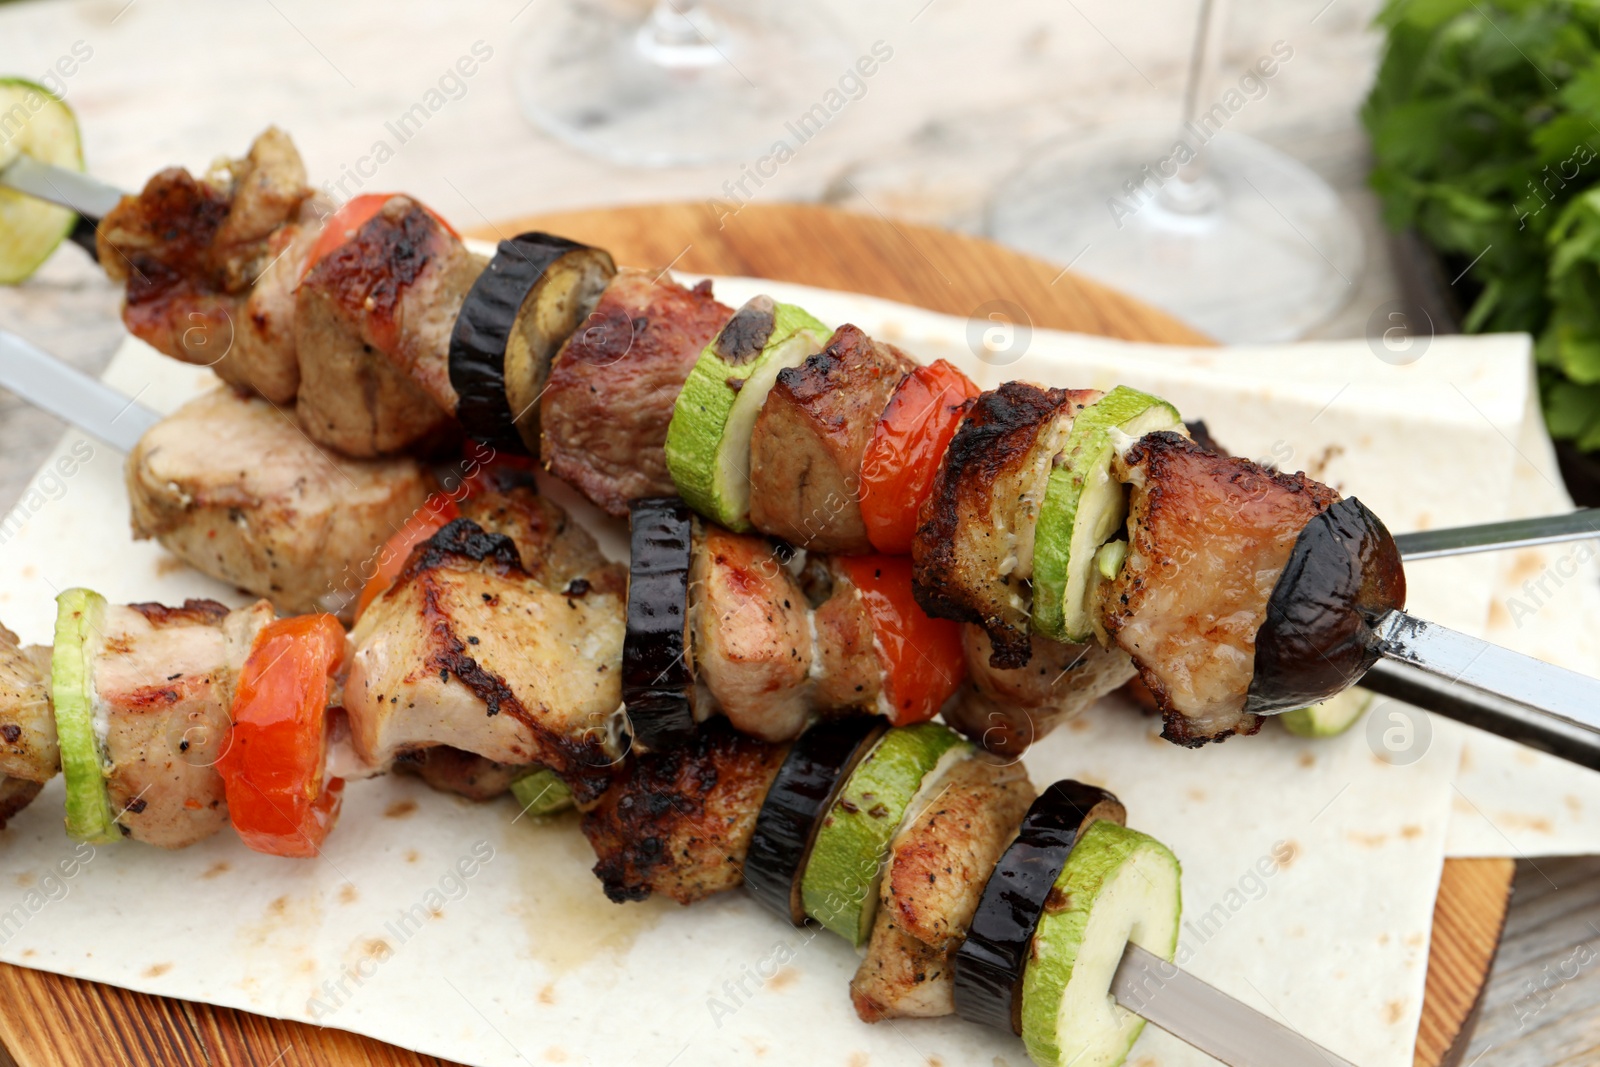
[{"xmin": 0, "ymin": 202, "xmax": 1513, "ymax": 1067}]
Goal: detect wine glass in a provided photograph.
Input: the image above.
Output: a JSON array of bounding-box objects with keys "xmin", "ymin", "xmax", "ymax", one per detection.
[
  {"xmin": 514, "ymin": 0, "xmax": 852, "ymax": 168},
  {"xmin": 985, "ymin": 0, "xmax": 1363, "ymax": 342}
]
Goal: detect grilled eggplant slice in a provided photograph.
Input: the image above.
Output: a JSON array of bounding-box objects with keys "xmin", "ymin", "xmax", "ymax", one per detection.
[
  {"xmin": 745, "ymin": 715, "xmax": 888, "ymax": 924},
  {"xmin": 953, "ymin": 780, "xmax": 1127, "ymax": 1034},
  {"xmin": 748, "ymin": 324, "xmax": 913, "ymax": 553},
  {"xmin": 449, "ymin": 232, "xmax": 616, "ymax": 453},
  {"xmin": 622, "ymin": 497, "xmax": 697, "ymax": 750},
  {"xmin": 913, "ymin": 382, "xmax": 1100, "ymax": 670},
  {"xmin": 1247, "ymin": 496, "xmax": 1406, "ymax": 715}
]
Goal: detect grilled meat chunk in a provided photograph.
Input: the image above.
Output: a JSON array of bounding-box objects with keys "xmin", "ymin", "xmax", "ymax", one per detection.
[
  {"xmin": 295, "ymin": 195, "xmax": 478, "ymax": 455},
  {"xmin": 0, "ymin": 624, "xmax": 55, "ymax": 784},
  {"xmin": 97, "ymin": 127, "xmax": 315, "ymax": 404},
  {"xmin": 126, "ymin": 387, "xmax": 433, "ymax": 619},
  {"xmin": 850, "ymin": 755, "xmax": 1035, "ymax": 1021},
  {"xmin": 94, "ymin": 598, "xmax": 275, "ymax": 848},
  {"xmin": 689, "ymin": 525, "xmax": 815, "ymax": 741},
  {"xmin": 913, "ymin": 382, "xmax": 1100, "ymax": 670},
  {"xmin": 1104, "ymin": 431, "xmax": 1338, "ymax": 744},
  {"xmin": 458, "ymin": 479, "xmax": 621, "ymax": 598},
  {"xmin": 748, "ymin": 325, "xmax": 914, "ymax": 552},
  {"xmin": 541, "ymin": 270, "xmax": 731, "ymax": 516},
  {"xmin": 346, "ymin": 518, "xmax": 626, "ymax": 803},
  {"xmin": 582, "ymin": 719, "xmax": 789, "ymax": 904},
  {"xmin": 0, "ymin": 776, "xmax": 42, "ymax": 829},
  {"xmin": 810, "ymin": 561, "xmax": 884, "ymax": 713},
  {"xmin": 945, "ymin": 626, "xmax": 1137, "ymax": 756},
  {"xmin": 394, "ymin": 746, "xmax": 535, "ymax": 802}
]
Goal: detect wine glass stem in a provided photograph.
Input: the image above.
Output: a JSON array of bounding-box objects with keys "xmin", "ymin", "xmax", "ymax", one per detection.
[
  {"xmin": 638, "ymin": 0, "xmax": 724, "ymax": 69},
  {"xmin": 1169, "ymin": 0, "xmax": 1231, "ymax": 207}
]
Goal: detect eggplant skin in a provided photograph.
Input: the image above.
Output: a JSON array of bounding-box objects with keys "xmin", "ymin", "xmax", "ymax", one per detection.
[
  {"xmin": 1246, "ymin": 496, "xmax": 1406, "ymax": 715},
  {"xmin": 952, "ymin": 780, "xmax": 1126, "ymax": 1034},
  {"xmin": 449, "ymin": 233, "xmax": 617, "ymax": 453},
  {"xmin": 745, "ymin": 716, "xmax": 888, "ymax": 924},
  {"xmin": 622, "ymin": 498, "xmax": 696, "ymax": 751}
]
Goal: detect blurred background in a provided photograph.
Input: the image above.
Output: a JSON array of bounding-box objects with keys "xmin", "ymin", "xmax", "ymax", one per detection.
[{"xmin": 2, "ymin": 1, "xmax": 1599, "ymax": 1061}]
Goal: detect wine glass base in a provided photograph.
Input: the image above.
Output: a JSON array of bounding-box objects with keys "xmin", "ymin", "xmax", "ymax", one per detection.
[
  {"xmin": 516, "ymin": 0, "xmax": 852, "ymax": 168},
  {"xmin": 986, "ymin": 125, "xmax": 1364, "ymax": 342}
]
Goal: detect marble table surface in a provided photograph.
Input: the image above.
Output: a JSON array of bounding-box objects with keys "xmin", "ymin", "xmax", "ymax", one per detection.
[{"xmin": 0, "ymin": 1, "xmax": 1595, "ymax": 1064}]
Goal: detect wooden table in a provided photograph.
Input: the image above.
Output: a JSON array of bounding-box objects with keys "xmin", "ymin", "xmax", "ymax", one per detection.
[{"xmin": 0, "ymin": 202, "xmax": 1515, "ymax": 1066}]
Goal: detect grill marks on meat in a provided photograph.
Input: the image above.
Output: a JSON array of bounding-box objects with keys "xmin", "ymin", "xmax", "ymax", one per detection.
[
  {"xmin": 98, "ymin": 127, "xmax": 314, "ymax": 404},
  {"xmin": 913, "ymin": 382, "xmax": 1100, "ymax": 670},
  {"xmin": 582, "ymin": 719, "xmax": 789, "ymax": 904},
  {"xmin": 93, "ymin": 599, "xmax": 275, "ymax": 848},
  {"xmin": 346, "ymin": 515, "xmax": 627, "ymax": 804},
  {"xmin": 1105, "ymin": 432, "xmax": 1339, "ymax": 745},
  {"xmin": 0, "ymin": 624, "xmax": 56, "ymax": 784},
  {"xmin": 689, "ymin": 525, "xmax": 815, "ymax": 741},
  {"xmin": 295, "ymin": 196, "xmax": 472, "ymax": 456},
  {"xmin": 943, "ymin": 625, "xmax": 1137, "ymax": 757},
  {"xmin": 541, "ymin": 270, "xmax": 731, "ymax": 516},
  {"xmin": 850, "ymin": 755, "xmax": 1035, "ymax": 1021},
  {"xmin": 748, "ymin": 325, "xmax": 914, "ymax": 552},
  {"xmin": 459, "ymin": 484, "xmax": 623, "ymax": 600},
  {"xmin": 125, "ymin": 387, "xmax": 433, "ymax": 619}
]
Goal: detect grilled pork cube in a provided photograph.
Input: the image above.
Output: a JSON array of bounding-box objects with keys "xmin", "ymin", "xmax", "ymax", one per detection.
[
  {"xmin": 294, "ymin": 195, "xmax": 478, "ymax": 456},
  {"xmin": 944, "ymin": 626, "xmax": 1137, "ymax": 756},
  {"xmin": 541, "ymin": 269, "xmax": 731, "ymax": 517},
  {"xmin": 126, "ymin": 388, "xmax": 433, "ymax": 619},
  {"xmin": 748, "ymin": 325, "xmax": 914, "ymax": 552},
  {"xmin": 94, "ymin": 598, "xmax": 275, "ymax": 848},
  {"xmin": 582, "ymin": 718, "xmax": 789, "ymax": 904},
  {"xmin": 689, "ymin": 525, "xmax": 815, "ymax": 741},
  {"xmin": 346, "ymin": 519, "xmax": 626, "ymax": 804},
  {"xmin": 97, "ymin": 126, "xmax": 314, "ymax": 404},
  {"xmin": 394, "ymin": 746, "xmax": 536, "ymax": 802},
  {"xmin": 850, "ymin": 755, "xmax": 1035, "ymax": 1021},
  {"xmin": 0, "ymin": 776, "xmax": 42, "ymax": 830},
  {"xmin": 457, "ymin": 478, "xmax": 618, "ymax": 597},
  {"xmin": 913, "ymin": 382, "xmax": 1101, "ymax": 669},
  {"xmin": 809, "ymin": 561, "xmax": 884, "ymax": 713},
  {"xmin": 1104, "ymin": 431, "xmax": 1338, "ymax": 745},
  {"xmin": 0, "ymin": 624, "xmax": 55, "ymax": 783}
]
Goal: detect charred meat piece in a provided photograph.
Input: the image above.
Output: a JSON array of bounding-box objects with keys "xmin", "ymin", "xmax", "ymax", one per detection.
[
  {"xmin": 0, "ymin": 624, "xmax": 55, "ymax": 784},
  {"xmin": 126, "ymin": 387, "xmax": 433, "ymax": 619},
  {"xmin": 295, "ymin": 195, "xmax": 479, "ymax": 455},
  {"xmin": 943, "ymin": 625, "xmax": 1137, "ymax": 756},
  {"xmin": 913, "ymin": 382, "xmax": 1101, "ymax": 669},
  {"xmin": 97, "ymin": 127, "xmax": 315, "ymax": 404},
  {"xmin": 1104, "ymin": 431, "xmax": 1339, "ymax": 745},
  {"xmin": 394, "ymin": 746, "xmax": 537, "ymax": 802},
  {"xmin": 850, "ymin": 755, "xmax": 1035, "ymax": 1021},
  {"xmin": 541, "ymin": 270, "xmax": 731, "ymax": 516},
  {"xmin": 346, "ymin": 518, "xmax": 626, "ymax": 803},
  {"xmin": 94, "ymin": 598, "xmax": 275, "ymax": 848},
  {"xmin": 582, "ymin": 718, "xmax": 789, "ymax": 905},
  {"xmin": 689, "ymin": 525, "xmax": 815, "ymax": 741},
  {"xmin": 0, "ymin": 775, "xmax": 43, "ymax": 830},
  {"xmin": 748, "ymin": 325, "xmax": 914, "ymax": 553},
  {"xmin": 458, "ymin": 480, "xmax": 621, "ymax": 599}
]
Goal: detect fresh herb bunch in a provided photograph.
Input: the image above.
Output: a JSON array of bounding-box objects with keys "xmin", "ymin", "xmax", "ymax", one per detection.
[{"xmin": 1364, "ymin": 0, "xmax": 1600, "ymax": 452}]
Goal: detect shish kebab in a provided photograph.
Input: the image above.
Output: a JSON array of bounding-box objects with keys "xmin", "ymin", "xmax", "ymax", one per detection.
[
  {"xmin": 7, "ymin": 127, "xmax": 1600, "ymax": 764},
  {"xmin": 0, "ymin": 490, "xmax": 1351, "ymax": 1067}
]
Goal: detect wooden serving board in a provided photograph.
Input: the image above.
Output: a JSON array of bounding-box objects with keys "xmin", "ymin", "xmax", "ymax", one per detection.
[{"xmin": 0, "ymin": 202, "xmax": 1514, "ymax": 1067}]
